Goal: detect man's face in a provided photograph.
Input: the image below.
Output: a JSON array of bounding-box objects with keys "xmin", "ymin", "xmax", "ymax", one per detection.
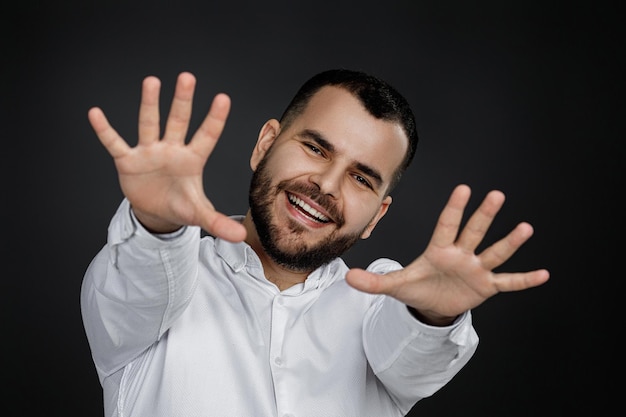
[{"xmin": 248, "ymin": 86, "xmax": 408, "ymax": 272}]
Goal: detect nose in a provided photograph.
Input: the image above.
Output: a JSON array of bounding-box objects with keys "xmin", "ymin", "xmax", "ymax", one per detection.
[{"xmin": 309, "ymin": 165, "xmax": 342, "ymax": 198}]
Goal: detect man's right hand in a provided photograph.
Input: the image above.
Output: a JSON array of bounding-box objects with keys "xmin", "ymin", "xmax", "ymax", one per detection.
[{"xmin": 87, "ymin": 72, "xmax": 247, "ymax": 242}]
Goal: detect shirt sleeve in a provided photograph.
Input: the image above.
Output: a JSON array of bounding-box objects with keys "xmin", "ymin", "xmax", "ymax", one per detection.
[
  {"xmin": 80, "ymin": 199, "xmax": 201, "ymax": 382},
  {"xmin": 362, "ymin": 258, "xmax": 479, "ymax": 414}
]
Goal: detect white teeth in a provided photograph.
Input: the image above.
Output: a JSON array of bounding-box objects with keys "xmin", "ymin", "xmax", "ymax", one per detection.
[{"xmin": 288, "ymin": 194, "xmax": 330, "ymax": 222}]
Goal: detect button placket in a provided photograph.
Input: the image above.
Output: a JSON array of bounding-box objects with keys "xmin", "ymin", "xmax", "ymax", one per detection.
[
  {"xmin": 270, "ymin": 295, "xmax": 286, "ymax": 365},
  {"xmin": 269, "ymin": 294, "xmax": 291, "ymax": 415}
]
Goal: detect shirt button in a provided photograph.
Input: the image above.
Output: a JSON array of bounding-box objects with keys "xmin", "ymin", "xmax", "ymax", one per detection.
[
  {"xmin": 283, "ymin": 414, "xmax": 295, "ymax": 417},
  {"xmin": 276, "ymin": 297, "xmax": 284, "ymax": 305},
  {"xmin": 274, "ymin": 357, "xmax": 283, "ymax": 366}
]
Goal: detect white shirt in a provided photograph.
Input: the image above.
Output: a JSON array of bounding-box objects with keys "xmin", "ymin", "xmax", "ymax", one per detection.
[{"xmin": 81, "ymin": 199, "xmax": 479, "ymax": 417}]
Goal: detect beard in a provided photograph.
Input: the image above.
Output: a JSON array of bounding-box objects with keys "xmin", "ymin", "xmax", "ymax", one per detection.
[{"xmin": 248, "ymin": 155, "xmax": 367, "ymax": 273}]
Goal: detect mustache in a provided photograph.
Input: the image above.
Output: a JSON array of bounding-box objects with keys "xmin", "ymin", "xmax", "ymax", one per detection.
[{"xmin": 276, "ymin": 180, "xmax": 344, "ymax": 227}]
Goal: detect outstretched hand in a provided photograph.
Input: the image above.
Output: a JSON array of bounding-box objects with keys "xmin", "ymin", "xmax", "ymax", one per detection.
[
  {"xmin": 346, "ymin": 184, "xmax": 549, "ymax": 325},
  {"xmin": 88, "ymin": 72, "xmax": 246, "ymax": 242}
]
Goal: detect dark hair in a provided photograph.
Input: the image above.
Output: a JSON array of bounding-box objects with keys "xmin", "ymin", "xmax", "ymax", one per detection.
[{"xmin": 279, "ymin": 68, "xmax": 418, "ymax": 193}]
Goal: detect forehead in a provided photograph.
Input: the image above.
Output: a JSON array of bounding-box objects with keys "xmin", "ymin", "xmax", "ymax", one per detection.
[{"xmin": 284, "ymin": 86, "xmax": 408, "ymax": 182}]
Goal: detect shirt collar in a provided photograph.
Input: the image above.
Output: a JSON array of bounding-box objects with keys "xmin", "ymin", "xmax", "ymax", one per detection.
[{"xmin": 213, "ymin": 216, "xmax": 348, "ymax": 293}]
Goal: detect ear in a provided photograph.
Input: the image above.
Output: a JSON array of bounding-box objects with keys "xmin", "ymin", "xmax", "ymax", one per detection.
[
  {"xmin": 250, "ymin": 119, "xmax": 281, "ymax": 171},
  {"xmin": 360, "ymin": 195, "xmax": 392, "ymax": 239}
]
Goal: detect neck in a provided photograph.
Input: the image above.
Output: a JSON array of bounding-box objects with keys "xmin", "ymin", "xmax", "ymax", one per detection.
[{"xmin": 243, "ymin": 212, "xmax": 310, "ymax": 291}]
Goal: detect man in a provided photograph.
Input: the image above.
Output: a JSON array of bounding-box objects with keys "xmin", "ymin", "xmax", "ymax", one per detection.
[{"xmin": 81, "ymin": 69, "xmax": 549, "ymax": 417}]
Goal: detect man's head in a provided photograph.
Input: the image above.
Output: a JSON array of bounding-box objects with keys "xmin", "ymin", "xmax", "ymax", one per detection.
[{"xmin": 246, "ymin": 69, "xmax": 418, "ymax": 273}]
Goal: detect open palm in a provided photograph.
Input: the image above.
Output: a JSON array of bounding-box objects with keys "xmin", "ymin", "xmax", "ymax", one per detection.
[
  {"xmin": 87, "ymin": 72, "xmax": 246, "ymax": 242},
  {"xmin": 346, "ymin": 184, "xmax": 549, "ymax": 325}
]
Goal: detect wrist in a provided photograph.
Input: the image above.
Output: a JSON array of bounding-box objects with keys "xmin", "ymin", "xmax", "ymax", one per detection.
[
  {"xmin": 407, "ymin": 306, "xmax": 457, "ymax": 327},
  {"xmin": 132, "ymin": 207, "xmax": 183, "ymax": 234}
]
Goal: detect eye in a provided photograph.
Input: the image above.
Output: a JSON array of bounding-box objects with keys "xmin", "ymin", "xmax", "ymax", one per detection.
[
  {"xmin": 353, "ymin": 174, "xmax": 373, "ymax": 189},
  {"xmin": 305, "ymin": 143, "xmax": 323, "ymax": 155}
]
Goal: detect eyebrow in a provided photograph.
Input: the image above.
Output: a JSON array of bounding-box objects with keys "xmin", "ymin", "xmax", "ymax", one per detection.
[{"xmin": 299, "ymin": 129, "xmax": 384, "ymax": 189}]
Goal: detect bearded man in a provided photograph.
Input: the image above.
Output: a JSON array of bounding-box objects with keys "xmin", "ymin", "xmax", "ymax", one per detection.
[{"xmin": 81, "ymin": 69, "xmax": 549, "ymax": 417}]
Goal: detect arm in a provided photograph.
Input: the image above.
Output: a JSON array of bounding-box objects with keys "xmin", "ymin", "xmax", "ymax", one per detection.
[
  {"xmin": 80, "ymin": 200, "xmax": 201, "ymax": 380},
  {"xmin": 347, "ymin": 184, "xmax": 550, "ymax": 325},
  {"xmin": 82, "ymin": 72, "xmax": 246, "ymax": 378},
  {"xmin": 360, "ymin": 259, "xmax": 478, "ymax": 414}
]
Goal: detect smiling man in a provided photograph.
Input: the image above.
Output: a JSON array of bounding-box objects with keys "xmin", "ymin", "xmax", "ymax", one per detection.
[{"xmin": 81, "ymin": 69, "xmax": 549, "ymax": 417}]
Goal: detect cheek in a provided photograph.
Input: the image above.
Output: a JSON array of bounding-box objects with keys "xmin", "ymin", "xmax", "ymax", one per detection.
[
  {"xmin": 343, "ymin": 194, "xmax": 381, "ymax": 228},
  {"xmin": 267, "ymin": 149, "xmax": 314, "ymax": 178}
]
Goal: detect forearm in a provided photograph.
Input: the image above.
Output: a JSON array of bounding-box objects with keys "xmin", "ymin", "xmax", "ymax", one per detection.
[
  {"xmin": 363, "ymin": 296, "xmax": 478, "ymax": 413},
  {"xmin": 80, "ymin": 199, "xmax": 201, "ymax": 379}
]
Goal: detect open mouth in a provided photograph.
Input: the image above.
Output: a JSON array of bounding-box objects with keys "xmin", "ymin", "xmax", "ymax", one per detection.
[{"xmin": 287, "ymin": 193, "xmax": 331, "ymax": 223}]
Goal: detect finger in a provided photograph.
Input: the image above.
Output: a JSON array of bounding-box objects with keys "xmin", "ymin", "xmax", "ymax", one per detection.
[
  {"xmin": 429, "ymin": 184, "xmax": 472, "ymax": 247},
  {"xmin": 456, "ymin": 190, "xmax": 505, "ymax": 252},
  {"xmin": 162, "ymin": 72, "xmax": 196, "ymax": 144},
  {"xmin": 492, "ymin": 269, "xmax": 550, "ymax": 292},
  {"xmin": 138, "ymin": 75, "xmax": 162, "ymax": 145},
  {"xmin": 188, "ymin": 93, "xmax": 231, "ymax": 160},
  {"xmin": 479, "ymin": 221, "xmax": 534, "ymax": 270},
  {"xmin": 345, "ymin": 268, "xmax": 397, "ymax": 295},
  {"xmin": 88, "ymin": 107, "xmax": 131, "ymax": 159}
]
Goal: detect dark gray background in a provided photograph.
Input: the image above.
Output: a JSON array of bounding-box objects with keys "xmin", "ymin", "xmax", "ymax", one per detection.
[{"xmin": 5, "ymin": 1, "xmax": 621, "ymax": 415}]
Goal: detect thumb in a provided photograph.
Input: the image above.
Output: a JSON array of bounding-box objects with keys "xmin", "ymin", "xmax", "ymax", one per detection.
[
  {"xmin": 345, "ymin": 268, "xmax": 395, "ymax": 295},
  {"xmin": 200, "ymin": 211, "xmax": 247, "ymax": 243}
]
